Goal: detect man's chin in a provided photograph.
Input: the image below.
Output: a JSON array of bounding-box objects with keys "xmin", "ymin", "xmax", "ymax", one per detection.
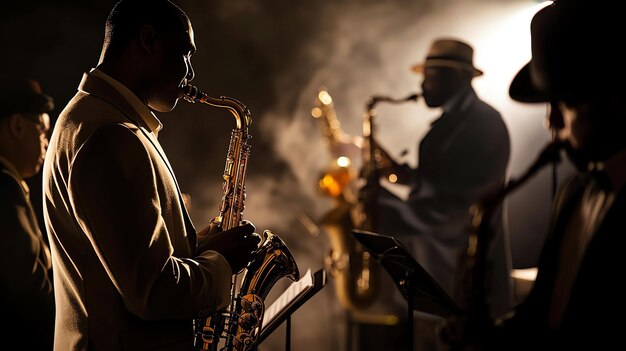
[
  {"xmin": 564, "ymin": 144, "xmax": 591, "ymax": 172},
  {"xmin": 149, "ymin": 100, "xmax": 178, "ymax": 113}
]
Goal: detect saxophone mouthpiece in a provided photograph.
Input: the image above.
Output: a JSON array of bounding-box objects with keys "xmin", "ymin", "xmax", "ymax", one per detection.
[{"xmin": 180, "ymin": 84, "xmax": 201, "ymax": 103}]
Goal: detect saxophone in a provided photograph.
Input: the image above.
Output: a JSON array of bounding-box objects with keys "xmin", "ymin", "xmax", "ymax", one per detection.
[
  {"xmin": 311, "ymin": 89, "xmax": 379, "ymax": 310},
  {"xmin": 359, "ymin": 92, "xmax": 420, "ymax": 229},
  {"xmin": 446, "ymin": 141, "xmax": 563, "ymax": 348},
  {"xmin": 181, "ymin": 85, "xmax": 300, "ymax": 351}
]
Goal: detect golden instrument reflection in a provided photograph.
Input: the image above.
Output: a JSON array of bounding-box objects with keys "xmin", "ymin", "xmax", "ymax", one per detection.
[{"xmin": 312, "ymin": 88, "xmax": 379, "ymax": 311}]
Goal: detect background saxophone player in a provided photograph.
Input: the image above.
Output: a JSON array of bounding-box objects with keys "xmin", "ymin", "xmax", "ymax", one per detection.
[
  {"xmin": 9, "ymin": 0, "xmax": 602, "ymax": 349},
  {"xmin": 469, "ymin": 0, "xmax": 626, "ymax": 349},
  {"xmin": 367, "ymin": 38, "xmax": 513, "ymax": 351},
  {"xmin": 42, "ymin": 1, "xmax": 260, "ymax": 349}
]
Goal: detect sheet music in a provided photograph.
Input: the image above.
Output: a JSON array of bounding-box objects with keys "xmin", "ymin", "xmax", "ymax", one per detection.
[{"xmin": 262, "ymin": 268, "xmax": 313, "ymax": 327}]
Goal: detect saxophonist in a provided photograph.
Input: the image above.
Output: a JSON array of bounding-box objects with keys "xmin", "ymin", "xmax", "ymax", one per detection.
[
  {"xmin": 366, "ymin": 38, "xmax": 512, "ymax": 349},
  {"xmin": 480, "ymin": 1, "xmax": 626, "ymax": 349},
  {"xmin": 42, "ymin": 1, "xmax": 260, "ymax": 350}
]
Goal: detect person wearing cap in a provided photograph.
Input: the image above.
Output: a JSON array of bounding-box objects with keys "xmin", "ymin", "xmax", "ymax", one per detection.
[
  {"xmin": 473, "ymin": 0, "xmax": 626, "ymax": 349},
  {"xmin": 0, "ymin": 78, "xmax": 55, "ymax": 349},
  {"xmin": 371, "ymin": 37, "xmax": 512, "ymax": 346}
]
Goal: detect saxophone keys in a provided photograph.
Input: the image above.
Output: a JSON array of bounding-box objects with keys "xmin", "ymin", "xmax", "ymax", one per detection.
[
  {"xmin": 238, "ymin": 312, "xmax": 259, "ymax": 331},
  {"xmin": 240, "ymin": 294, "xmax": 263, "ymax": 315},
  {"xmin": 233, "ymin": 332, "xmax": 255, "ymax": 351},
  {"xmin": 200, "ymin": 325, "xmax": 215, "ymax": 343}
]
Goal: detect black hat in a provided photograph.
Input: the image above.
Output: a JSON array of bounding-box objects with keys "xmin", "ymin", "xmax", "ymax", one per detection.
[
  {"xmin": 0, "ymin": 78, "xmax": 54, "ymax": 118},
  {"xmin": 509, "ymin": 0, "xmax": 621, "ymax": 103}
]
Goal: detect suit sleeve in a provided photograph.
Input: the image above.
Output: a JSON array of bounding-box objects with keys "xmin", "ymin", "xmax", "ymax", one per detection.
[{"xmin": 68, "ymin": 125, "xmax": 231, "ymax": 320}]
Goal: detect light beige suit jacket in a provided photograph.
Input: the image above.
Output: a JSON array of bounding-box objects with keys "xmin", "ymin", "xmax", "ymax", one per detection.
[{"xmin": 43, "ymin": 71, "xmax": 231, "ymax": 350}]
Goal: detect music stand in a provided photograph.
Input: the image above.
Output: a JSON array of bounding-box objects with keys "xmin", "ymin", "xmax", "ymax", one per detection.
[
  {"xmin": 257, "ymin": 269, "xmax": 327, "ymax": 350},
  {"xmin": 352, "ymin": 229, "xmax": 461, "ymax": 350}
]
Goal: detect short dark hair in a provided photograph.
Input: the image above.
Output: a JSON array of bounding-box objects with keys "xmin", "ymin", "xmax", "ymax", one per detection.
[
  {"xmin": 102, "ymin": 0, "xmax": 188, "ymax": 56},
  {"xmin": 0, "ymin": 78, "xmax": 54, "ymax": 120}
]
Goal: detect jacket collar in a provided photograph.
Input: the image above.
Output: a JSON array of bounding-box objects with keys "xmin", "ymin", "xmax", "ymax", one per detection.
[
  {"xmin": 588, "ymin": 148, "xmax": 626, "ymax": 194},
  {"xmin": 78, "ymin": 69, "xmax": 162, "ymax": 135},
  {"xmin": 0, "ymin": 156, "xmax": 29, "ymax": 197},
  {"xmin": 442, "ymin": 86, "xmax": 476, "ymax": 114},
  {"xmin": 431, "ymin": 88, "xmax": 477, "ymax": 127}
]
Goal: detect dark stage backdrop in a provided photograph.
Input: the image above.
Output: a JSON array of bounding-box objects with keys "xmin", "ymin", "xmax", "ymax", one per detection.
[{"xmin": 1, "ymin": 1, "xmax": 574, "ymax": 349}]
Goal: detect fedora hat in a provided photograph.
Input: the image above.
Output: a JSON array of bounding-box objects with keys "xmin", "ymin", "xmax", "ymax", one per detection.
[
  {"xmin": 510, "ymin": 0, "xmax": 622, "ymax": 103},
  {"xmin": 411, "ymin": 38, "xmax": 483, "ymax": 77},
  {"xmin": 0, "ymin": 78, "xmax": 54, "ymax": 118}
]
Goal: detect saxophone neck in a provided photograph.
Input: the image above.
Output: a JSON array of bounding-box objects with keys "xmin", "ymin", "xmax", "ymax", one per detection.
[
  {"xmin": 180, "ymin": 84, "xmax": 251, "ymax": 232},
  {"xmin": 480, "ymin": 140, "xmax": 564, "ymax": 213},
  {"xmin": 313, "ymin": 89, "xmax": 351, "ymax": 145},
  {"xmin": 366, "ymin": 92, "xmax": 421, "ymax": 110},
  {"xmin": 180, "ymin": 84, "xmax": 252, "ymax": 129},
  {"xmin": 460, "ymin": 141, "xmax": 564, "ymax": 323}
]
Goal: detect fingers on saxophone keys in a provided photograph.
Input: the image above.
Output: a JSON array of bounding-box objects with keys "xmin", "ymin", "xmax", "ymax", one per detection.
[
  {"xmin": 249, "ymin": 232, "xmax": 262, "ymax": 246},
  {"xmin": 241, "ymin": 233, "xmax": 261, "ymax": 254},
  {"xmin": 239, "ymin": 220, "xmax": 256, "ymax": 234}
]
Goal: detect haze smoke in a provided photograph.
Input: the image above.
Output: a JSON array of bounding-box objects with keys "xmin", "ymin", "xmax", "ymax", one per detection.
[{"xmin": 2, "ymin": 0, "xmax": 574, "ymax": 349}]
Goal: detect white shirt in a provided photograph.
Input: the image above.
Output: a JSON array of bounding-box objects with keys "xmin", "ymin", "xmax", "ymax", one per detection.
[{"xmin": 548, "ymin": 148, "xmax": 626, "ymax": 328}]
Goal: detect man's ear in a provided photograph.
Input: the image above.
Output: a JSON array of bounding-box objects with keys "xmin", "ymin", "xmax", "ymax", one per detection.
[
  {"xmin": 139, "ymin": 24, "xmax": 157, "ymax": 54},
  {"xmin": 8, "ymin": 113, "xmax": 24, "ymax": 138}
]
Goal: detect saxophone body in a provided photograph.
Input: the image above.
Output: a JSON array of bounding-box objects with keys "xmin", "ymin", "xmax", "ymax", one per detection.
[
  {"xmin": 181, "ymin": 85, "xmax": 300, "ymax": 351},
  {"xmin": 312, "ymin": 89, "xmax": 379, "ymax": 311}
]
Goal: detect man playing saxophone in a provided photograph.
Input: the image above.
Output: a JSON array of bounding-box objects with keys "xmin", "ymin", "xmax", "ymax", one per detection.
[
  {"xmin": 366, "ymin": 38, "xmax": 512, "ymax": 350},
  {"xmin": 42, "ymin": 1, "xmax": 260, "ymax": 350},
  {"xmin": 476, "ymin": 0, "xmax": 626, "ymax": 349}
]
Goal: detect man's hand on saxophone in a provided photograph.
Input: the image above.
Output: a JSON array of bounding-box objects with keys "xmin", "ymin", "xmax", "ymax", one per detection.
[{"xmin": 197, "ymin": 221, "xmax": 261, "ymax": 273}]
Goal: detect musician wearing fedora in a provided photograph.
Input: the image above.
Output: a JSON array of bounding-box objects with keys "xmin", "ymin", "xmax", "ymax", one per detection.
[
  {"xmin": 474, "ymin": 0, "xmax": 626, "ymax": 349},
  {"xmin": 372, "ymin": 37, "xmax": 512, "ymax": 349}
]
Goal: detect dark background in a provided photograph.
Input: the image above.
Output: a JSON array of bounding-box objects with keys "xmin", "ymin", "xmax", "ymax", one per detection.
[{"xmin": 2, "ymin": 0, "xmax": 571, "ymax": 349}]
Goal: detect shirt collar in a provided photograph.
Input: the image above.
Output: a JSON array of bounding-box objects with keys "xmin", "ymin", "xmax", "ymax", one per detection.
[
  {"xmin": 442, "ymin": 87, "xmax": 475, "ymax": 114},
  {"xmin": 0, "ymin": 156, "xmax": 29, "ymax": 197},
  {"xmin": 588, "ymin": 148, "xmax": 626, "ymax": 193},
  {"xmin": 89, "ymin": 68, "xmax": 163, "ymax": 134},
  {"xmin": 431, "ymin": 88, "xmax": 476, "ymax": 127}
]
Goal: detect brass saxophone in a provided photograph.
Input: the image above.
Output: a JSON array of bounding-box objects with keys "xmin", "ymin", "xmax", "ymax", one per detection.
[
  {"xmin": 181, "ymin": 85, "xmax": 300, "ymax": 351},
  {"xmin": 359, "ymin": 92, "xmax": 420, "ymax": 229},
  {"xmin": 311, "ymin": 89, "xmax": 379, "ymax": 310}
]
